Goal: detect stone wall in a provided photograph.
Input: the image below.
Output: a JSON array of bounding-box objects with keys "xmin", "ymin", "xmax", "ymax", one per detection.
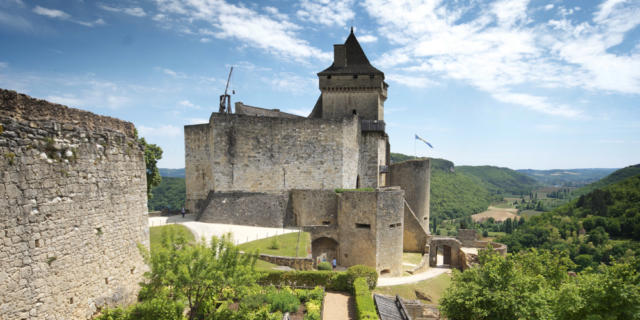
[
  {"xmin": 256, "ymin": 254, "xmax": 314, "ymax": 271},
  {"xmin": 390, "ymin": 159, "xmax": 431, "ymax": 251},
  {"xmin": 0, "ymin": 89, "xmax": 149, "ymax": 319},
  {"xmin": 197, "ymin": 192, "xmax": 288, "ymax": 228},
  {"xmin": 374, "ymin": 188, "xmax": 404, "ymax": 276},
  {"xmin": 184, "ymin": 123, "xmax": 212, "ymax": 213},
  {"xmin": 358, "ymin": 132, "xmax": 385, "ymax": 188},
  {"xmin": 290, "ymin": 190, "xmax": 337, "ymax": 227},
  {"xmin": 456, "ymin": 229, "xmax": 478, "ymax": 246}
]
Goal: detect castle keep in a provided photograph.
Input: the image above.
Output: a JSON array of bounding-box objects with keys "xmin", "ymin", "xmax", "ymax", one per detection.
[
  {"xmin": 185, "ymin": 30, "xmax": 431, "ymax": 275},
  {"xmin": 0, "ymin": 90, "xmax": 149, "ymax": 319}
]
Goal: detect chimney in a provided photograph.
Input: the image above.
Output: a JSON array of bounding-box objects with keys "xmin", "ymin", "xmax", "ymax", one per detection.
[{"xmin": 333, "ymin": 44, "xmax": 346, "ymax": 67}]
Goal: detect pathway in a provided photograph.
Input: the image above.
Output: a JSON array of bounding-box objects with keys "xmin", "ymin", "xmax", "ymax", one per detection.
[
  {"xmin": 377, "ymin": 267, "xmax": 451, "ymax": 287},
  {"xmin": 148, "ymin": 214, "xmax": 299, "ymax": 245},
  {"xmin": 323, "ymin": 292, "xmax": 356, "ymax": 320}
]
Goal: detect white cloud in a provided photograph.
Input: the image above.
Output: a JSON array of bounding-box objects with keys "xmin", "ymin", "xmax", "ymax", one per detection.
[
  {"xmin": 0, "ymin": 61, "xmax": 7, "ymax": 68},
  {"xmin": 160, "ymin": 67, "xmax": 186, "ymax": 78},
  {"xmin": 187, "ymin": 118, "xmax": 209, "ymax": 124},
  {"xmin": 138, "ymin": 124, "xmax": 182, "ymax": 138},
  {"xmin": 178, "ymin": 100, "xmax": 201, "ymax": 109},
  {"xmin": 362, "ymin": 0, "xmax": 640, "ymax": 117},
  {"xmin": 358, "ymin": 34, "xmax": 378, "ymax": 43},
  {"xmin": 265, "ymin": 72, "xmax": 315, "ymax": 94},
  {"xmin": 296, "ymin": 0, "xmax": 354, "ymax": 27},
  {"xmin": 284, "ymin": 108, "xmax": 311, "ymax": 116},
  {"xmin": 386, "ymin": 74, "xmax": 437, "ymax": 88},
  {"xmin": 74, "ymin": 18, "xmax": 105, "ymax": 27},
  {"xmin": 200, "ymin": 38, "xmax": 211, "ymax": 43},
  {"xmin": 46, "ymin": 95, "xmax": 84, "ymax": 107},
  {"xmin": 153, "ymin": 0, "xmax": 331, "ymax": 62},
  {"xmin": 99, "ymin": 4, "xmax": 147, "ymax": 17},
  {"xmin": 33, "ymin": 6, "xmax": 70, "ymax": 20},
  {"xmin": 544, "ymin": 4, "xmax": 554, "ymax": 11}
]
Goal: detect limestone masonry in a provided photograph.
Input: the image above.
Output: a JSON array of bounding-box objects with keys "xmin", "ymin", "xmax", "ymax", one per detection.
[
  {"xmin": 0, "ymin": 89, "xmax": 149, "ymax": 319},
  {"xmin": 185, "ymin": 30, "xmax": 431, "ymax": 276}
]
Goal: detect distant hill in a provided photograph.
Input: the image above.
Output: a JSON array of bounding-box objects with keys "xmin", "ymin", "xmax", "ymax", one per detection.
[
  {"xmin": 457, "ymin": 165, "xmax": 539, "ymax": 195},
  {"xmin": 573, "ymin": 164, "xmax": 640, "ymax": 196},
  {"xmin": 159, "ymin": 168, "xmax": 185, "ymax": 178},
  {"xmin": 518, "ymin": 168, "xmax": 617, "ymax": 187},
  {"xmin": 148, "ymin": 177, "xmax": 186, "ymax": 211}
]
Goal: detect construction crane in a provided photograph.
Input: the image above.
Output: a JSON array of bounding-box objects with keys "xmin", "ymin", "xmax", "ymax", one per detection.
[{"xmin": 219, "ymin": 66, "xmax": 233, "ymax": 113}]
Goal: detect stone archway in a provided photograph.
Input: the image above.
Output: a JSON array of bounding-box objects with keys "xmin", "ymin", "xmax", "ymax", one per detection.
[
  {"xmin": 429, "ymin": 237, "xmax": 462, "ymax": 269},
  {"xmin": 312, "ymin": 237, "xmax": 338, "ymax": 265}
]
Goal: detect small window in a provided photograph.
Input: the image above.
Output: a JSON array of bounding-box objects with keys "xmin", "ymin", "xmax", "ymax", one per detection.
[
  {"xmin": 322, "ymin": 221, "xmax": 331, "ymax": 225},
  {"xmin": 69, "ymin": 297, "xmax": 74, "ymax": 304},
  {"xmin": 380, "ymin": 269, "xmax": 390, "ymax": 275},
  {"xmin": 389, "ymin": 224, "xmax": 396, "ymax": 228},
  {"xmin": 353, "ymin": 75, "xmax": 358, "ymax": 79},
  {"xmin": 105, "ymin": 278, "xmax": 109, "ymax": 285},
  {"xmin": 327, "ymin": 75, "xmax": 332, "ymax": 79},
  {"xmin": 356, "ymin": 223, "xmax": 370, "ymax": 229},
  {"xmin": 369, "ymin": 74, "xmax": 375, "ymax": 79},
  {"xmin": 35, "ymin": 239, "xmax": 41, "ymax": 247},
  {"xmin": 424, "ymin": 217, "xmax": 428, "ymax": 220}
]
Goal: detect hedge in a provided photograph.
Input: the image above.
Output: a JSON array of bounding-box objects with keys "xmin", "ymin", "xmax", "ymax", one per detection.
[
  {"xmin": 258, "ymin": 265, "xmax": 378, "ymax": 293},
  {"xmin": 354, "ymin": 277, "xmax": 378, "ymax": 320}
]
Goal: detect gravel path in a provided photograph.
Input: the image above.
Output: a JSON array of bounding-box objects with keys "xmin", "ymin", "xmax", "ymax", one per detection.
[
  {"xmin": 148, "ymin": 214, "xmax": 299, "ymax": 245},
  {"xmin": 323, "ymin": 292, "xmax": 355, "ymax": 320},
  {"xmin": 377, "ymin": 267, "xmax": 451, "ymax": 287}
]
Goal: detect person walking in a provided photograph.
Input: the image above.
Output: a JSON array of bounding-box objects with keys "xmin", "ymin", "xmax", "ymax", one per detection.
[
  {"xmin": 332, "ymin": 258, "xmax": 337, "ymax": 270},
  {"xmin": 181, "ymin": 207, "xmax": 185, "ymax": 218}
]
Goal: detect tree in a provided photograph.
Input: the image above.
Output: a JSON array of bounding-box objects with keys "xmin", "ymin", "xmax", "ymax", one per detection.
[{"xmin": 138, "ymin": 137, "xmax": 163, "ymax": 199}]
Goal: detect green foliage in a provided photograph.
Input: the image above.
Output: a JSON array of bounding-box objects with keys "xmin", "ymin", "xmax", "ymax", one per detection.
[
  {"xmin": 498, "ymin": 175, "xmax": 640, "ymax": 268},
  {"xmin": 430, "ymin": 167, "xmax": 492, "ymax": 220},
  {"xmin": 353, "ymin": 277, "xmax": 378, "ymax": 320},
  {"xmin": 258, "ymin": 265, "xmax": 376, "ymax": 292},
  {"xmin": 573, "ymin": 164, "xmax": 640, "ymax": 197},
  {"xmin": 269, "ymin": 237, "xmax": 281, "ymax": 250},
  {"xmin": 440, "ymin": 249, "xmax": 640, "ymax": 320},
  {"xmin": 4, "ymin": 152, "xmax": 15, "ymax": 165},
  {"xmin": 519, "ymin": 168, "xmax": 617, "ymax": 188},
  {"xmin": 317, "ymin": 261, "xmax": 332, "ymax": 270},
  {"xmin": 346, "ymin": 265, "xmax": 378, "ymax": 290},
  {"xmin": 266, "ymin": 290, "xmax": 300, "ymax": 313},
  {"xmin": 303, "ymin": 301, "xmax": 321, "ymax": 320},
  {"xmin": 138, "ymin": 137, "xmax": 163, "ymax": 199},
  {"xmin": 149, "ymin": 224, "xmax": 195, "ymax": 252},
  {"xmin": 147, "ymin": 177, "xmax": 185, "ymax": 211}
]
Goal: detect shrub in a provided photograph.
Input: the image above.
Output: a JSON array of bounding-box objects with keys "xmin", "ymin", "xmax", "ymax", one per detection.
[
  {"xmin": 347, "ymin": 265, "xmax": 378, "ymax": 290},
  {"xmin": 258, "ymin": 270, "xmax": 351, "ymax": 292},
  {"xmin": 353, "ymin": 277, "xmax": 378, "ymax": 320},
  {"xmin": 269, "ymin": 237, "xmax": 281, "ymax": 250},
  {"xmin": 304, "ymin": 301, "xmax": 321, "ymax": 320},
  {"xmin": 317, "ymin": 261, "xmax": 332, "ymax": 270},
  {"xmin": 267, "ymin": 291, "xmax": 300, "ymax": 313}
]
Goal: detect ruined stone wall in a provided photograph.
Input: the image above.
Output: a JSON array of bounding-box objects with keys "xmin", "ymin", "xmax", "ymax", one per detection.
[
  {"xmin": 390, "ymin": 159, "xmax": 431, "ymax": 251},
  {"xmin": 256, "ymin": 254, "xmax": 314, "ymax": 271},
  {"xmin": 197, "ymin": 192, "xmax": 288, "ymax": 228},
  {"xmin": 336, "ymin": 189, "xmax": 403, "ymax": 275},
  {"xmin": 456, "ymin": 229, "xmax": 478, "ymax": 247},
  {"xmin": 184, "ymin": 123, "xmax": 212, "ymax": 213},
  {"xmin": 0, "ymin": 89, "xmax": 149, "ymax": 320},
  {"xmin": 374, "ymin": 188, "xmax": 404, "ymax": 276},
  {"xmin": 337, "ymin": 191, "xmax": 377, "ymax": 268},
  {"xmin": 207, "ymin": 113, "xmax": 359, "ymax": 193}
]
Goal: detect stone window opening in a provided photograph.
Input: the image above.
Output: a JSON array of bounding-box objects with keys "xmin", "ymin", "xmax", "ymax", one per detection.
[
  {"xmin": 322, "ymin": 221, "xmax": 331, "ymax": 225},
  {"xmin": 35, "ymin": 239, "xmax": 41, "ymax": 247},
  {"xmin": 355, "ymin": 223, "xmax": 370, "ymax": 229},
  {"xmin": 353, "ymin": 75, "xmax": 358, "ymax": 79},
  {"xmin": 69, "ymin": 297, "xmax": 73, "ymax": 304},
  {"xmin": 105, "ymin": 278, "xmax": 109, "ymax": 285},
  {"xmin": 389, "ymin": 222, "xmax": 402, "ymax": 229},
  {"xmin": 327, "ymin": 75, "xmax": 331, "ymax": 79},
  {"xmin": 130, "ymin": 267, "xmax": 135, "ymax": 275},
  {"xmin": 369, "ymin": 74, "xmax": 375, "ymax": 79},
  {"xmin": 380, "ymin": 269, "xmax": 390, "ymax": 275}
]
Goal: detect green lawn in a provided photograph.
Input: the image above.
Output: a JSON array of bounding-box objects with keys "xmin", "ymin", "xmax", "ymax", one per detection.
[
  {"xmin": 254, "ymin": 258, "xmax": 280, "ymax": 271},
  {"xmin": 238, "ymin": 231, "xmax": 311, "ymax": 257},
  {"xmin": 374, "ymin": 273, "xmax": 451, "ymax": 304},
  {"xmin": 149, "ymin": 224, "xmax": 195, "ymax": 252}
]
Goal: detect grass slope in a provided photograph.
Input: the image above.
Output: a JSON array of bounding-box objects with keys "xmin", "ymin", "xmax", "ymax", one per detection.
[
  {"xmin": 374, "ymin": 273, "xmax": 451, "ymax": 304},
  {"xmin": 457, "ymin": 165, "xmax": 539, "ymax": 195},
  {"xmin": 238, "ymin": 232, "xmax": 311, "ymax": 257}
]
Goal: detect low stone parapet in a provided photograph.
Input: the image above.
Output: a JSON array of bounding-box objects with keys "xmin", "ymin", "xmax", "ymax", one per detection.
[{"xmin": 258, "ymin": 253, "xmax": 314, "ymax": 270}]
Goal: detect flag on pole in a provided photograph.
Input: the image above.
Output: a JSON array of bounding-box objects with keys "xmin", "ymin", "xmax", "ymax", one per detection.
[{"xmin": 415, "ymin": 134, "xmax": 433, "ymax": 148}]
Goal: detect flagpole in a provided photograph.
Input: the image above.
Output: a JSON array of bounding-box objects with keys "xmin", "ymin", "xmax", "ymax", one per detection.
[{"xmin": 414, "ymin": 138, "xmax": 416, "ymax": 159}]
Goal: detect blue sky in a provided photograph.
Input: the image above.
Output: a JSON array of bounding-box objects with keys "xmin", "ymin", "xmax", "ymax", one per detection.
[{"xmin": 0, "ymin": 0, "xmax": 638, "ymax": 170}]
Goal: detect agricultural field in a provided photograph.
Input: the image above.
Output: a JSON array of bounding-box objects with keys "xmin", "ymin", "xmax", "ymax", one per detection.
[
  {"xmin": 471, "ymin": 206, "xmax": 518, "ymax": 222},
  {"xmin": 373, "ymin": 273, "xmax": 452, "ymax": 304}
]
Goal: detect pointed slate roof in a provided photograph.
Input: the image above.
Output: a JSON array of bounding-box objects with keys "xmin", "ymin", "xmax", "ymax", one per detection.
[{"xmin": 318, "ymin": 28, "xmax": 384, "ymax": 77}]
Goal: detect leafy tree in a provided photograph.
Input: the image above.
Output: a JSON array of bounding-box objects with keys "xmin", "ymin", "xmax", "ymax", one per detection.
[
  {"xmin": 138, "ymin": 136, "xmax": 163, "ymax": 199},
  {"xmin": 139, "ymin": 229, "xmax": 258, "ymax": 319}
]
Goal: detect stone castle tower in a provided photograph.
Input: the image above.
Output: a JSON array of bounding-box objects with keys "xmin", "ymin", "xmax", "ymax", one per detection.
[{"xmin": 311, "ymin": 28, "xmax": 388, "ymax": 121}]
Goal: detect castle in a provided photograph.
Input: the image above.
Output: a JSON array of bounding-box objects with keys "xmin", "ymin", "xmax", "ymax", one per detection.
[{"xmin": 184, "ymin": 30, "xmax": 431, "ymax": 276}]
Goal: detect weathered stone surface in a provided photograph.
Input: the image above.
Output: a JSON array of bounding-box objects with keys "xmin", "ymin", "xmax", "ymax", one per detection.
[
  {"xmin": 0, "ymin": 89, "xmax": 149, "ymax": 320},
  {"xmin": 256, "ymin": 254, "xmax": 314, "ymax": 271},
  {"xmin": 197, "ymin": 191, "xmax": 288, "ymax": 228}
]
